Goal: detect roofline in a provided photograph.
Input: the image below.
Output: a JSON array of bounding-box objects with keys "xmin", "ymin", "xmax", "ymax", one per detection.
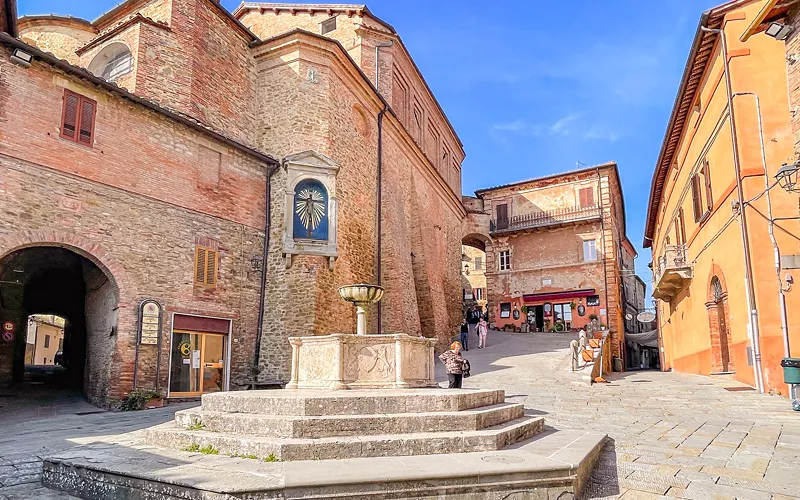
[
  {"xmin": 474, "ymin": 162, "xmax": 618, "ymax": 196},
  {"xmin": 94, "ymin": 0, "xmax": 259, "ymax": 42},
  {"xmin": 17, "ymin": 14, "xmax": 96, "ymax": 32},
  {"xmin": 233, "ymin": 2, "xmax": 396, "ymax": 34},
  {"xmin": 741, "ymin": 0, "xmax": 798, "ymax": 41},
  {"xmin": 357, "ymin": 23, "xmax": 464, "ymax": 150},
  {"xmin": 3, "ymin": 0, "xmax": 17, "ymax": 37},
  {"xmin": 0, "ymin": 32, "xmax": 279, "ymax": 167},
  {"xmin": 643, "ymin": 0, "xmax": 755, "ymax": 249},
  {"xmin": 75, "ymin": 13, "xmax": 168, "ymax": 55},
  {"xmin": 234, "ymin": 3, "xmax": 463, "ymax": 149}
]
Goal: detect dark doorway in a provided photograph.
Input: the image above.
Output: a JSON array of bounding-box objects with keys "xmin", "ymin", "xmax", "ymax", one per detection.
[
  {"xmin": 534, "ymin": 305, "xmax": 544, "ymax": 332},
  {"xmin": 0, "ymin": 247, "xmax": 118, "ymax": 404}
]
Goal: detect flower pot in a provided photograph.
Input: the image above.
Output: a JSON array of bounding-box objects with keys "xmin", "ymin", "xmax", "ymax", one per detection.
[{"xmin": 145, "ymin": 397, "xmax": 164, "ymax": 409}]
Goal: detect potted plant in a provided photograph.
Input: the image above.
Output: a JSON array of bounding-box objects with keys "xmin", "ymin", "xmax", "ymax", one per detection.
[{"xmin": 119, "ymin": 389, "xmax": 164, "ymax": 411}]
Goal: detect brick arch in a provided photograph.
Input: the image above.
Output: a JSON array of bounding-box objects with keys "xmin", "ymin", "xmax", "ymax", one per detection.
[
  {"xmin": 705, "ymin": 264, "xmax": 734, "ymax": 373},
  {"xmin": 0, "ymin": 229, "xmax": 130, "ymax": 306}
]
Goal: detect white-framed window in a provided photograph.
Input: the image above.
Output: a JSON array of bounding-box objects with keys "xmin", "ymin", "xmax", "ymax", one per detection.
[
  {"xmin": 474, "ymin": 256, "xmax": 483, "ymax": 271},
  {"xmin": 475, "ymin": 288, "xmax": 484, "ymax": 301},
  {"xmin": 499, "ymin": 250, "xmax": 511, "ymax": 271},
  {"xmin": 583, "ymin": 239, "xmax": 597, "ymax": 262}
]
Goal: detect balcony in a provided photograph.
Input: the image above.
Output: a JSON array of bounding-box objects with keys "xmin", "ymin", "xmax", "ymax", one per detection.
[
  {"xmin": 653, "ymin": 244, "xmax": 693, "ymax": 302},
  {"xmin": 489, "ymin": 205, "xmax": 602, "ymax": 234}
]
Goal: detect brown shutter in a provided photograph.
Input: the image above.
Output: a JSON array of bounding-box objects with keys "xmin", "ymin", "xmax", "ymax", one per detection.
[
  {"xmin": 195, "ymin": 247, "xmax": 207, "ymax": 285},
  {"xmin": 61, "ymin": 91, "xmax": 79, "ymax": 140},
  {"xmin": 702, "ymin": 160, "xmax": 713, "ymax": 212},
  {"xmin": 78, "ymin": 97, "xmax": 96, "ymax": 146},
  {"xmin": 579, "ymin": 187, "xmax": 594, "ymax": 207},
  {"xmin": 691, "ymin": 175, "xmax": 702, "ymax": 222},
  {"xmin": 496, "ymin": 203, "xmax": 508, "ymax": 229},
  {"xmin": 205, "ymin": 250, "xmax": 218, "ymax": 286},
  {"xmin": 677, "ymin": 208, "xmax": 686, "ymax": 244}
]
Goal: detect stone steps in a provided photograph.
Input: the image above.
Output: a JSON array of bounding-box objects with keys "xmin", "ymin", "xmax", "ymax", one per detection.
[
  {"xmin": 144, "ymin": 415, "xmax": 545, "ymax": 461},
  {"xmin": 174, "ymin": 402, "xmax": 525, "ymax": 438},
  {"xmin": 198, "ymin": 388, "xmax": 506, "ymax": 415}
]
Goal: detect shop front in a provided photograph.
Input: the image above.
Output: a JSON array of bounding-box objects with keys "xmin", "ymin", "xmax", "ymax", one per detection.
[
  {"xmin": 168, "ymin": 314, "xmax": 231, "ymax": 397},
  {"xmin": 492, "ymin": 289, "xmax": 603, "ymax": 332}
]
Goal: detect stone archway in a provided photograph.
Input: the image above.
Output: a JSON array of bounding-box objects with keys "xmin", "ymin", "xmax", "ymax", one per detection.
[
  {"xmin": 0, "ymin": 230, "xmax": 131, "ymax": 405},
  {"xmin": 706, "ymin": 264, "xmax": 734, "ymax": 374}
]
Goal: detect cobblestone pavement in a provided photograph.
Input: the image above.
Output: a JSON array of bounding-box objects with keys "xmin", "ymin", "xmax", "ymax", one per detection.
[
  {"xmin": 2, "ymin": 330, "xmax": 798, "ymax": 499},
  {"xmin": 442, "ymin": 329, "xmax": 800, "ymax": 499},
  {"xmin": 0, "ymin": 393, "xmax": 195, "ymax": 499}
]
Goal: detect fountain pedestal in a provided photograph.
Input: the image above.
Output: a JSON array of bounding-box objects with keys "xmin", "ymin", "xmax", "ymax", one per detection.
[{"xmin": 285, "ymin": 333, "xmax": 438, "ymax": 390}]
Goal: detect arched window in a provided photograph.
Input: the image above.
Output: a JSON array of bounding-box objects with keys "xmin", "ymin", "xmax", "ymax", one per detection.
[
  {"xmin": 292, "ymin": 179, "xmax": 329, "ymax": 241},
  {"xmin": 711, "ymin": 276, "xmax": 724, "ymax": 302},
  {"xmin": 88, "ymin": 42, "xmax": 133, "ymax": 82}
]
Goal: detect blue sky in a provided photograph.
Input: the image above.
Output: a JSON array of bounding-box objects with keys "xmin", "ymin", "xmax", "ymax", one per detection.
[{"xmin": 18, "ymin": 0, "xmax": 723, "ymax": 300}]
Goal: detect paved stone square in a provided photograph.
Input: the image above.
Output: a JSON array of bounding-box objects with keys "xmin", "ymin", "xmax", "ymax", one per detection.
[
  {"xmin": 443, "ymin": 330, "xmax": 800, "ymax": 499},
  {"xmin": 1, "ymin": 329, "xmax": 798, "ymax": 499}
]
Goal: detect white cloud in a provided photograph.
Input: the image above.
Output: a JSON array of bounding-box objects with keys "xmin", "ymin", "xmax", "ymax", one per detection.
[{"xmin": 490, "ymin": 113, "xmax": 622, "ymax": 143}]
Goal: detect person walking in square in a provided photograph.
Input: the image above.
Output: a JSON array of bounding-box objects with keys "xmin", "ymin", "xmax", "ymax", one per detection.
[
  {"xmin": 439, "ymin": 341, "xmax": 467, "ymax": 388},
  {"xmin": 477, "ymin": 317, "xmax": 488, "ymax": 349},
  {"xmin": 459, "ymin": 319, "xmax": 469, "ymax": 351}
]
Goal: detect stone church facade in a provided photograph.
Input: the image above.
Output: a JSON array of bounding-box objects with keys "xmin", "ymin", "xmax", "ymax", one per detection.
[{"xmin": 0, "ymin": 0, "xmax": 465, "ymax": 406}]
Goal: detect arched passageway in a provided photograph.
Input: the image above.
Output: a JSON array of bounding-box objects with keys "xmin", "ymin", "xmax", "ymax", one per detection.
[{"xmin": 0, "ymin": 247, "xmax": 119, "ymax": 403}]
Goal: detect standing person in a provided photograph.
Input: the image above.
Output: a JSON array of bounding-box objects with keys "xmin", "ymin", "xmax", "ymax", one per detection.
[
  {"xmin": 438, "ymin": 341, "xmax": 467, "ymax": 388},
  {"xmin": 459, "ymin": 319, "xmax": 469, "ymax": 351},
  {"xmin": 467, "ymin": 307, "xmax": 479, "ymax": 337},
  {"xmin": 477, "ymin": 317, "xmax": 488, "ymax": 349}
]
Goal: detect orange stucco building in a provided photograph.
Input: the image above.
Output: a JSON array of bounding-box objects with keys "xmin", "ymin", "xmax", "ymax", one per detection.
[{"xmin": 645, "ymin": 0, "xmax": 800, "ymax": 396}]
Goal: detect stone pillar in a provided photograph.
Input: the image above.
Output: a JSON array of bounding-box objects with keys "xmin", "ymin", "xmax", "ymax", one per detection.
[
  {"xmin": 333, "ymin": 335, "xmax": 346, "ymax": 390},
  {"xmin": 286, "ymin": 338, "xmax": 301, "ymax": 389},
  {"xmin": 394, "ymin": 334, "xmax": 409, "ymax": 388}
]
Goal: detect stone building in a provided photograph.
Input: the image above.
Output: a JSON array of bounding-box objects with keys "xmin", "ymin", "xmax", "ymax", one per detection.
[
  {"xmin": 464, "ymin": 163, "xmax": 637, "ymax": 365},
  {"xmin": 0, "ymin": 0, "xmax": 465, "ymax": 406},
  {"xmin": 646, "ymin": 0, "xmax": 800, "ymax": 395},
  {"xmin": 461, "ymin": 245, "xmax": 487, "ymax": 314}
]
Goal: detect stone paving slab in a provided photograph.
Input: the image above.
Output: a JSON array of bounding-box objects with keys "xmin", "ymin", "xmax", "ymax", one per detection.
[{"xmin": 42, "ymin": 429, "xmax": 607, "ymax": 499}]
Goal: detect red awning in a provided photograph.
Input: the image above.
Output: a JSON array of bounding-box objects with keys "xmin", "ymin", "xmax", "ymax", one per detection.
[{"xmin": 522, "ymin": 289, "xmax": 596, "ymax": 304}]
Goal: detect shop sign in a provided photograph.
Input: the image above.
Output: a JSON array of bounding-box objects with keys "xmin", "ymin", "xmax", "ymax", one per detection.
[
  {"xmin": 577, "ymin": 305, "xmax": 586, "ymax": 317},
  {"xmin": 138, "ymin": 300, "xmax": 162, "ymax": 345}
]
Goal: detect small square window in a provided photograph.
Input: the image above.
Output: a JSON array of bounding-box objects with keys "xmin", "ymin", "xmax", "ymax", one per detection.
[
  {"xmin": 321, "ymin": 16, "xmax": 337, "ymax": 35},
  {"xmin": 583, "ymin": 240, "xmax": 597, "ymax": 262}
]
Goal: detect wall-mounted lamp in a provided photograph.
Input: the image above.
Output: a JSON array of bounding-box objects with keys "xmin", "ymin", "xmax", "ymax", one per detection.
[
  {"xmin": 765, "ymin": 22, "xmax": 794, "ymax": 41},
  {"xmin": 11, "ymin": 49, "xmax": 33, "ymax": 68},
  {"xmin": 776, "ymin": 161, "xmax": 800, "ymax": 193}
]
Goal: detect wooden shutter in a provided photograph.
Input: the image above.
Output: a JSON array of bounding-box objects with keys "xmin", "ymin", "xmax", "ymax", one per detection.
[
  {"xmin": 61, "ymin": 91, "xmax": 79, "ymax": 140},
  {"xmin": 194, "ymin": 246, "xmax": 218, "ymax": 288},
  {"xmin": 702, "ymin": 160, "xmax": 713, "ymax": 212},
  {"xmin": 205, "ymin": 249, "xmax": 217, "ymax": 286},
  {"xmin": 496, "ymin": 203, "xmax": 508, "ymax": 229},
  {"xmin": 78, "ymin": 97, "xmax": 96, "ymax": 146},
  {"xmin": 579, "ymin": 187, "xmax": 594, "ymax": 207},
  {"xmin": 677, "ymin": 208, "xmax": 686, "ymax": 244},
  {"xmin": 61, "ymin": 90, "xmax": 96, "ymax": 147},
  {"xmin": 691, "ymin": 175, "xmax": 702, "ymax": 222}
]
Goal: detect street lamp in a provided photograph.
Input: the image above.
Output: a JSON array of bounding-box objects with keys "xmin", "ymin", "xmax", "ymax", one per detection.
[{"xmin": 775, "ymin": 161, "xmax": 800, "ymax": 193}]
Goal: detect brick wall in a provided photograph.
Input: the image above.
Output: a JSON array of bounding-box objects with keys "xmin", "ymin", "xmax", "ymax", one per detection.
[{"xmin": 0, "ymin": 46, "xmax": 270, "ymax": 405}]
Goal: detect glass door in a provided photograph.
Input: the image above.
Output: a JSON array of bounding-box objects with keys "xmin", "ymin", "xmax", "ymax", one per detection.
[{"xmin": 169, "ymin": 330, "xmax": 227, "ymax": 397}]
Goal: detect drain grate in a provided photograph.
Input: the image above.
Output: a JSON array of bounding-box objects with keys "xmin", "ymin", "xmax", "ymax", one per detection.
[{"xmin": 724, "ymin": 386, "xmax": 755, "ymax": 392}]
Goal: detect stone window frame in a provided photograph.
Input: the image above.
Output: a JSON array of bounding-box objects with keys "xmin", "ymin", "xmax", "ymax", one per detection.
[
  {"xmin": 282, "ymin": 150, "xmax": 340, "ymax": 270},
  {"xmin": 498, "ymin": 249, "xmax": 511, "ymax": 272}
]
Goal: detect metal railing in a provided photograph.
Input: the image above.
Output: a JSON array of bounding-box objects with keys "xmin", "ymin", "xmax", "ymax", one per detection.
[
  {"xmin": 653, "ymin": 244, "xmax": 688, "ymax": 283},
  {"xmin": 489, "ymin": 204, "xmax": 601, "ymax": 233}
]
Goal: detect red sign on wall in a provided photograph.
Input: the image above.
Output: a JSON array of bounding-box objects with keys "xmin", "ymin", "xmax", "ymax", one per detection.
[
  {"xmin": 2, "ymin": 321, "xmax": 14, "ymax": 332},
  {"xmin": 1, "ymin": 331, "xmax": 12, "ymax": 343}
]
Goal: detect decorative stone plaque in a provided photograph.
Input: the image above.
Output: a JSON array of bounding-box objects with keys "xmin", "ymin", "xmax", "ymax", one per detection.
[{"xmin": 139, "ymin": 300, "xmax": 162, "ymax": 345}]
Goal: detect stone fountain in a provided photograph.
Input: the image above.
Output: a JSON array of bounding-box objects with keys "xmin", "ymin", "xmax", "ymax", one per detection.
[{"xmin": 285, "ymin": 283, "xmax": 438, "ymax": 390}]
